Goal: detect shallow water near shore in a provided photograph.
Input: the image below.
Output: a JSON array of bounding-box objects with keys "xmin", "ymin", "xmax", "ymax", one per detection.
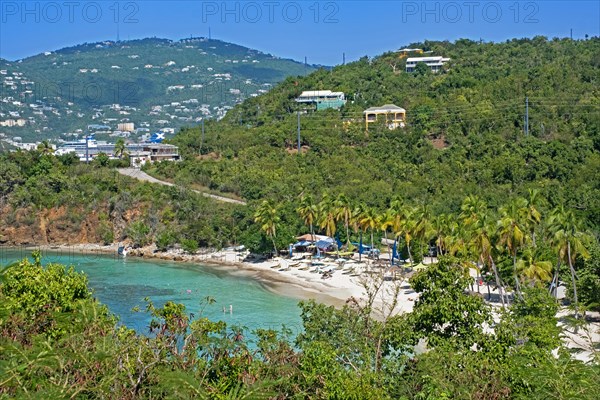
[{"xmin": 1, "ymin": 248, "xmax": 304, "ymax": 337}]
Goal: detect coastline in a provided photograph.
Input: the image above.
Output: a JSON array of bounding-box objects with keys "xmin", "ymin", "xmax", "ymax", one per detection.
[
  {"xmin": 7, "ymin": 243, "xmax": 598, "ymax": 362},
  {"xmin": 12, "ymin": 243, "xmax": 415, "ymax": 315}
]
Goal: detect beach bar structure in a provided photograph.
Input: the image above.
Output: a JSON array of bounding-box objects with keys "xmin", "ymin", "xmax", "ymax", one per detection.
[
  {"xmin": 56, "ymin": 140, "xmax": 180, "ymax": 164},
  {"xmin": 364, "ymin": 104, "xmax": 406, "ymax": 130},
  {"xmin": 295, "ymin": 90, "xmax": 347, "ymax": 111},
  {"xmin": 128, "ymin": 143, "xmax": 180, "ymax": 166}
]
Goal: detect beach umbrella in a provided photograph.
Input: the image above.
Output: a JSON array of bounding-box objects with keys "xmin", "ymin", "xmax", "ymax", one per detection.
[{"xmin": 413, "ymin": 262, "xmax": 427, "ymax": 271}]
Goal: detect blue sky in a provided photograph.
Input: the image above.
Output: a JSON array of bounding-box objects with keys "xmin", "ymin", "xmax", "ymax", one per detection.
[{"xmin": 1, "ymin": 1, "xmax": 599, "ymax": 65}]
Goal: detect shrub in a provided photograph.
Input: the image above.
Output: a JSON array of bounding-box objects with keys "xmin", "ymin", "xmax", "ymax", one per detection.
[{"xmin": 180, "ymin": 238, "xmax": 198, "ymax": 254}]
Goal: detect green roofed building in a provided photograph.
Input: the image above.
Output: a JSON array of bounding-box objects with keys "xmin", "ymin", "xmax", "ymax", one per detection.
[{"xmin": 295, "ymin": 90, "xmax": 347, "ymax": 110}]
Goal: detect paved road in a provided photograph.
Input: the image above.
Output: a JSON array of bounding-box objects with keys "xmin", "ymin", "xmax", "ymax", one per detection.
[{"xmin": 117, "ymin": 168, "xmax": 247, "ymax": 205}]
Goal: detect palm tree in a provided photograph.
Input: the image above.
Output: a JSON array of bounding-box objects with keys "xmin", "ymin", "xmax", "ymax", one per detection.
[
  {"xmin": 254, "ymin": 200, "xmax": 280, "ymax": 257},
  {"xmin": 460, "ymin": 196, "xmax": 507, "ymax": 307},
  {"xmin": 413, "ymin": 204, "xmax": 432, "ymax": 262},
  {"xmin": 548, "ymin": 205, "xmax": 591, "ymax": 317},
  {"xmin": 497, "ymin": 197, "xmax": 528, "ymax": 298},
  {"xmin": 379, "ymin": 208, "xmax": 395, "ymax": 263},
  {"xmin": 333, "ymin": 194, "xmax": 353, "ymax": 247},
  {"xmin": 432, "ymin": 213, "xmax": 453, "ymax": 256},
  {"xmin": 114, "ymin": 138, "xmax": 128, "ymax": 159},
  {"xmin": 387, "ymin": 197, "xmax": 405, "ymax": 233},
  {"xmin": 318, "ymin": 194, "xmax": 337, "ymax": 238},
  {"xmin": 357, "ymin": 205, "xmax": 379, "ymax": 260},
  {"xmin": 396, "ymin": 206, "xmax": 417, "ymax": 267},
  {"xmin": 297, "ymin": 193, "xmax": 318, "ymax": 243},
  {"xmin": 524, "ymin": 189, "xmax": 545, "ymax": 248},
  {"xmin": 351, "ymin": 203, "xmax": 366, "ymax": 261},
  {"xmin": 37, "ymin": 140, "xmax": 54, "ymax": 155},
  {"xmin": 516, "ymin": 248, "xmax": 552, "ymax": 286}
]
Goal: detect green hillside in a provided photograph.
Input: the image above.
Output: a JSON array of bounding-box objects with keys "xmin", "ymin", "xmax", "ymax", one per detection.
[
  {"xmin": 0, "ymin": 37, "xmax": 317, "ymax": 141},
  {"xmin": 1, "ymin": 37, "xmax": 599, "ymax": 398},
  {"xmin": 151, "ymin": 37, "xmax": 599, "ymax": 231}
]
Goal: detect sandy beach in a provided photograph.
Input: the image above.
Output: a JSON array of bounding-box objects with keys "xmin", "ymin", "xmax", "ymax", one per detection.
[{"xmin": 21, "ymin": 243, "xmax": 417, "ymax": 316}]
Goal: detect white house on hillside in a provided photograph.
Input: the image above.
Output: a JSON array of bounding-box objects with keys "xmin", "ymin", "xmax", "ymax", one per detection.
[{"xmin": 406, "ymin": 56, "xmax": 450, "ymax": 73}]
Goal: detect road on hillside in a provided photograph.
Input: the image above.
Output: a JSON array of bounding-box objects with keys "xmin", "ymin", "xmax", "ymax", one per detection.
[{"xmin": 117, "ymin": 168, "xmax": 247, "ymax": 206}]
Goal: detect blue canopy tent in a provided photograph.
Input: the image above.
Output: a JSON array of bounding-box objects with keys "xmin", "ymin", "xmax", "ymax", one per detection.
[
  {"xmin": 315, "ymin": 238, "xmax": 335, "ymax": 251},
  {"xmin": 391, "ymin": 239, "xmax": 399, "ymax": 266},
  {"xmin": 293, "ymin": 240, "xmax": 313, "ymax": 248}
]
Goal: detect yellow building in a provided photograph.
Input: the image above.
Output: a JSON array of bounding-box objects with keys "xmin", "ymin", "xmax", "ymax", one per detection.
[
  {"xmin": 117, "ymin": 122, "xmax": 135, "ymax": 132},
  {"xmin": 364, "ymin": 104, "xmax": 406, "ymax": 130}
]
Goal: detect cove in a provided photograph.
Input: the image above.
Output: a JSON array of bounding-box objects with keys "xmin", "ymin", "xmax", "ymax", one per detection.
[{"xmin": 1, "ymin": 248, "xmax": 303, "ymax": 337}]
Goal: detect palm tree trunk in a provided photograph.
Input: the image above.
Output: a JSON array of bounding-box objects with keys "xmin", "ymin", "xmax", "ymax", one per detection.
[
  {"xmin": 550, "ymin": 260, "xmax": 560, "ymax": 298},
  {"xmin": 271, "ymin": 236, "xmax": 278, "ymax": 258},
  {"xmin": 567, "ymin": 242, "xmax": 579, "ymax": 318},
  {"xmin": 489, "ymin": 255, "xmax": 506, "ymax": 308},
  {"xmin": 407, "ymin": 241, "xmax": 413, "ymax": 267},
  {"xmin": 345, "ymin": 214, "xmax": 350, "ymax": 247},
  {"xmin": 384, "ymin": 231, "xmax": 391, "ymax": 266},
  {"xmin": 513, "ymin": 253, "xmax": 522, "ymax": 300}
]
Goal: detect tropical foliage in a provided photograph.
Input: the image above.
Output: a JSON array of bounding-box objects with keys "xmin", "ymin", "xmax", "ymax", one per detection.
[{"xmin": 1, "ymin": 254, "xmax": 598, "ymax": 398}]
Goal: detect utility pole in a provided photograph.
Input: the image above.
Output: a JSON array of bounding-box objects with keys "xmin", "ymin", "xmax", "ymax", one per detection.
[
  {"xmin": 343, "ymin": 52, "xmax": 345, "ymax": 65},
  {"xmin": 85, "ymin": 135, "xmax": 89, "ymax": 164},
  {"xmin": 525, "ymin": 97, "xmax": 529, "ymax": 136},
  {"xmin": 199, "ymin": 118, "xmax": 205, "ymax": 155},
  {"xmin": 297, "ymin": 111, "xmax": 301, "ymax": 154}
]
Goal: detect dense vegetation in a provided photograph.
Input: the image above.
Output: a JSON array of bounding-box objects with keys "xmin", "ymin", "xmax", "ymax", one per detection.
[
  {"xmin": 156, "ymin": 37, "xmax": 599, "ymax": 226},
  {"xmin": 1, "ymin": 37, "xmax": 599, "ymax": 397},
  {"xmin": 0, "ymin": 149, "xmax": 250, "ymax": 250},
  {"xmin": 1, "ymin": 254, "xmax": 598, "ymax": 398},
  {"xmin": 144, "ymin": 37, "xmax": 600, "ymax": 311}
]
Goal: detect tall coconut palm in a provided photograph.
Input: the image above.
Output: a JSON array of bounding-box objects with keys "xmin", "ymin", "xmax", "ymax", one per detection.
[
  {"xmin": 516, "ymin": 247, "xmax": 552, "ymax": 286},
  {"xmin": 548, "ymin": 205, "xmax": 591, "ymax": 317},
  {"xmin": 333, "ymin": 193, "xmax": 353, "ymax": 246},
  {"xmin": 297, "ymin": 193, "xmax": 318, "ymax": 243},
  {"xmin": 37, "ymin": 140, "xmax": 54, "ymax": 155},
  {"xmin": 351, "ymin": 203, "xmax": 367, "ymax": 261},
  {"xmin": 497, "ymin": 197, "xmax": 528, "ymax": 298},
  {"xmin": 525, "ymin": 188, "xmax": 545, "ymax": 247},
  {"xmin": 413, "ymin": 204, "xmax": 432, "ymax": 262},
  {"xmin": 318, "ymin": 193, "xmax": 337, "ymax": 238},
  {"xmin": 357, "ymin": 205, "xmax": 379, "ymax": 259},
  {"xmin": 432, "ymin": 213, "xmax": 455, "ymax": 256},
  {"xmin": 114, "ymin": 138, "xmax": 128, "ymax": 159},
  {"xmin": 396, "ymin": 206, "xmax": 417, "ymax": 267},
  {"xmin": 387, "ymin": 197, "xmax": 405, "ymax": 232},
  {"xmin": 460, "ymin": 196, "xmax": 506, "ymax": 307},
  {"xmin": 254, "ymin": 199, "xmax": 280, "ymax": 257}
]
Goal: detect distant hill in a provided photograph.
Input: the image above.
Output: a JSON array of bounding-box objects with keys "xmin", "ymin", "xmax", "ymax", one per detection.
[{"xmin": 0, "ymin": 37, "xmax": 318, "ymax": 142}]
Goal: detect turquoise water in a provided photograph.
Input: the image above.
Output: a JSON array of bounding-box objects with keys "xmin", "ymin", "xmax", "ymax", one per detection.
[{"xmin": 1, "ymin": 248, "xmax": 303, "ymax": 337}]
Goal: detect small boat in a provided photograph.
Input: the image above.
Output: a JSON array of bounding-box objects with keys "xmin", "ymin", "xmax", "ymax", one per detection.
[{"xmin": 117, "ymin": 246, "xmax": 128, "ymax": 258}]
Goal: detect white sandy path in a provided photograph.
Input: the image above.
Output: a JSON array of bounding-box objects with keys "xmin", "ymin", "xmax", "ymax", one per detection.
[{"xmin": 117, "ymin": 168, "xmax": 246, "ymax": 205}]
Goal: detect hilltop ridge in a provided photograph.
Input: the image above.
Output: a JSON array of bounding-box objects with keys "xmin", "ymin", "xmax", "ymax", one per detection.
[{"xmin": 0, "ymin": 37, "xmax": 319, "ymax": 142}]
